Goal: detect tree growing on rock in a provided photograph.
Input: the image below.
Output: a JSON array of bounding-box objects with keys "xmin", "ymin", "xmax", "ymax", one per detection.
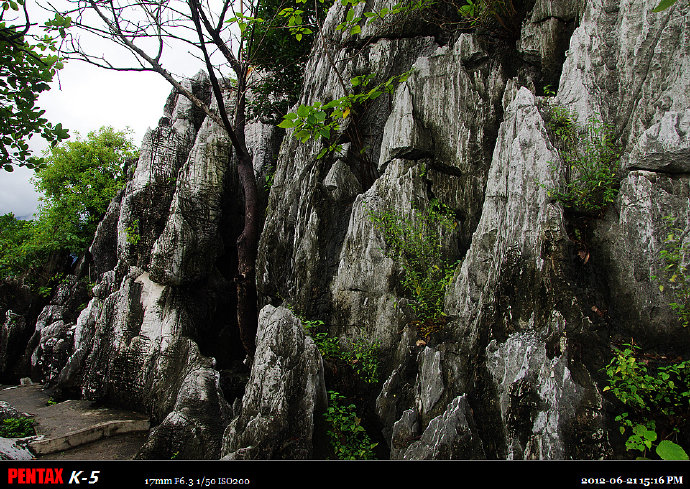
[{"xmin": 51, "ymin": 0, "xmax": 326, "ymax": 356}]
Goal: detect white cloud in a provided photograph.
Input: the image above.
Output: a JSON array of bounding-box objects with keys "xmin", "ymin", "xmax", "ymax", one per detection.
[{"xmin": 0, "ymin": 166, "xmax": 41, "ymax": 219}]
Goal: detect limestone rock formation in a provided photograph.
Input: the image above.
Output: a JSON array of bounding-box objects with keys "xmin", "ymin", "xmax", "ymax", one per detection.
[
  {"xmin": 255, "ymin": 0, "xmax": 689, "ymax": 460},
  {"xmin": 2, "ymin": 0, "xmax": 689, "ymax": 461},
  {"xmin": 221, "ymin": 305, "xmax": 327, "ymax": 459},
  {"xmin": 17, "ymin": 71, "xmax": 283, "ymax": 459}
]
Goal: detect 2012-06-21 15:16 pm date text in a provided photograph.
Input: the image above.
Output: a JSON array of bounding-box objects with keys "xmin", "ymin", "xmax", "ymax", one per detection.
[{"xmin": 581, "ymin": 476, "xmax": 685, "ymax": 486}]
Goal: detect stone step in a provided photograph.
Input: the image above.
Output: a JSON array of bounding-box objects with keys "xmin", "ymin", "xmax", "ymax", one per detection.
[{"xmin": 0, "ymin": 384, "xmax": 150, "ymax": 459}]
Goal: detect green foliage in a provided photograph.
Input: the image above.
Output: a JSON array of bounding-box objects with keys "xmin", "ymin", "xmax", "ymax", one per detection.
[
  {"xmin": 0, "ymin": 127, "xmax": 136, "ymax": 280},
  {"xmin": 542, "ymin": 84, "xmax": 556, "ymax": 97},
  {"xmin": 603, "ymin": 342, "xmax": 690, "ymax": 459},
  {"xmin": 302, "ymin": 319, "xmax": 380, "ymax": 384},
  {"xmin": 263, "ymin": 171, "xmax": 275, "ymax": 191},
  {"xmin": 335, "ymin": 0, "xmax": 435, "ymax": 36},
  {"xmin": 458, "ymin": 0, "xmax": 481, "ymax": 19},
  {"xmin": 0, "ymin": 417, "xmax": 35, "ymax": 437},
  {"xmin": 0, "ymin": 0, "xmax": 71, "ymax": 171},
  {"xmin": 278, "ymin": 0, "xmax": 430, "ymax": 157},
  {"xmin": 620, "ymin": 419, "xmax": 658, "ymax": 454},
  {"xmin": 31, "ymin": 127, "xmax": 137, "ymax": 253},
  {"xmin": 303, "ymin": 319, "xmax": 342, "ymax": 359},
  {"xmin": 657, "ymin": 439, "xmax": 689, "ymax": 460},
  {"xmin": 33, "ymin": 127, "xmax": 137, "ymax": 249},
  {"xmin": 368, "ymin": 199, "xmax": 458, "ymax": 337},
  {"xmin": 604, "ymin": 343, "xmax": 690, "ymax": 415},
  {"xmin": 125, "ymin": 219, "xmax": 141, "ymax": 246},
  {"xmin": 542, "ymin": 107, "xmax": 621, "ymax": 216},
  {"xmin": 344, "ymin": 336, "xmax": 380, "ymax": 385},
  {"xmin": 277, "ymin": 0, "xmax": 433, "ymax": 40},
  {"xmin": 655, "ymin": 216, "xmax": 690, "ymax": 328},
  {"xmin": 653, "ymin": 0, "xmax": 680, "ymax": 12},
  {"xmin": 247, "ymin": 0, "xmax": 332, "ymax": 124},
  {"xmin": 0, "ymin": 212, "xmax": 32, "ymax": 277},
  {"xmin": 323, "ymin": 391, "xmax": 377, "ymax": 459},
  {"xmin": 457, "ymin": 0, "xmax": 517, "ymax": 31},
  {"xmin": 279, "ymin": 70, "xmax": 413, "ymax": 159}
]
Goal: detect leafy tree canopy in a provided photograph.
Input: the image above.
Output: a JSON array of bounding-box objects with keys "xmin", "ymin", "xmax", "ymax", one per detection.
[
  {"xmin": 0, "ymin": 0, "xmax": 71, "ymax": 172},
  {"xmin": 0, "ymin": 126, "xmax": 137, "ymax": 281},
  {"xmin": 32, "ymin": 126, "xmax": 138, "ymax": 253},
  {"xmin": 0, "ymin": 212, "xmax": 32, "ymax": 278}
]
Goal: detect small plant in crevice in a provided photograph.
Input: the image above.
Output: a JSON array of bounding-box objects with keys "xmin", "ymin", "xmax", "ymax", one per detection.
[
  {"xmin": 603, "ymin": 341, "xmax": 689, "ymax": 460},
  {"xmin": 343, "ymin": 336, "xmax": 380, "ymax": 385},
  {"xmin": 457, "ymin": 0, "xmax": 519, "ymax": 34},
  {"xmin": 264, "ymin": 171, "xmax": 275, "ymax": 191},
  {"xmin": 302, "ymin": 319, "xmax": 380, "ymax": 384},
  {"xmin": 125, "ymin": 219, "xmax": 141, "ymax": 246},
  {"xmin": 541, "ymin": 106, "xmax": 622, "ymax": 217},
  {"xmin": 323, "ymin": 390, "xmax": 378, "ymax": 460},
  {"xmin": 654, "ymin": 216, "xmax": 690, "ymax": 328},
  {"xmin": 303, "ymin": 319, "xmax": 342, "ymax": 359},
  {"xmin": 368, "ymin": 198, "xmax": 459, "ymax": 339},
  {"xmin": 36, "ymin": 285, "xmax": 53, "ymax": 299},
  {"xmin": 0, "ymin": 417, "xmax": 36, "ymax": 438},
  {"xmin": 542, "ymin": 84, "xmax": 557, "ymax": 97}
]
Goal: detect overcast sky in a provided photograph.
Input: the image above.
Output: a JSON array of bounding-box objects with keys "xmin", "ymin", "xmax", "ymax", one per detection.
[
  {"xmin": 0, "ymin": 68, "xmax": 172, "ymax": 218},
  {"xmin": 0, "ymin": 0, "xmax": 213, "ymax": 218}
]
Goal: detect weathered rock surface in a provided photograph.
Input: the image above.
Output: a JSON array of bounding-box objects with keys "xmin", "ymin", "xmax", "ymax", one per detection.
[
  {"xmin": 28, "ymin": 276, "xmax": 90, "ymax": 386},
  {"xmin": 5, "ymin": 0, "xmax": 690, "ymax": 461},
  {"xmin": 221, "ymin": 305, "xmax": 327, "ymax": 460},
  {"xmin": 36, "ymin": 71, "xmax": 280, "ymax": 458},
  {"xmin": 0, "ymin": 438, "xmax": 34, "ymax": 461},
  {"xmin": 0, "ymin": 279, "xmax": 48, "ymax": 383},
  {"xmin": 256, "ymin": 0, "xmax": 689, "ymax": 460},
  {"xmin": 400, "ymin": 395, "xmax": 485, "ymax": 460}
]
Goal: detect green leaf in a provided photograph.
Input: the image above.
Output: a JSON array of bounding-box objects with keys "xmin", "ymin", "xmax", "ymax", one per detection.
[
  {"xmin": 297, "ymin": 105, "xmax": 310, "ymax": 118},
  {"xmin": 277, "ymin": 119, "xmax": 297, "ymax": 129},
  {"xmin": 652, "ymin": 0, "xmax": 677, "ymax": 12},
  {"xmin": 656, "ymin": 440, "xmax": 689, "ymax": 460}
]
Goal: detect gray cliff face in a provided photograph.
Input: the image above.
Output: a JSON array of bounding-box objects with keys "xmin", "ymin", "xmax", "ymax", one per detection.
[
  {"xmin": 5, "ymin": 0, "xmax": 689, "ymax": 460},
  {"xmin": 18, "ymin": 72, "xmax": 283, "ymax": 459},
  {"xmin": 221, "ymin": 305, "xmax": 327, "ymax": 460},
  {"xmin": 252, "ymin": 0, "xmax": 690, "ymax": 460}
]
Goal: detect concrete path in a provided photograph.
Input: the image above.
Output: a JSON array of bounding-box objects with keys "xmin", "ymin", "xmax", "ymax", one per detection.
[{"xmin": 0, "ymin": 383, "xmax": 151, "ymax": 460}]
